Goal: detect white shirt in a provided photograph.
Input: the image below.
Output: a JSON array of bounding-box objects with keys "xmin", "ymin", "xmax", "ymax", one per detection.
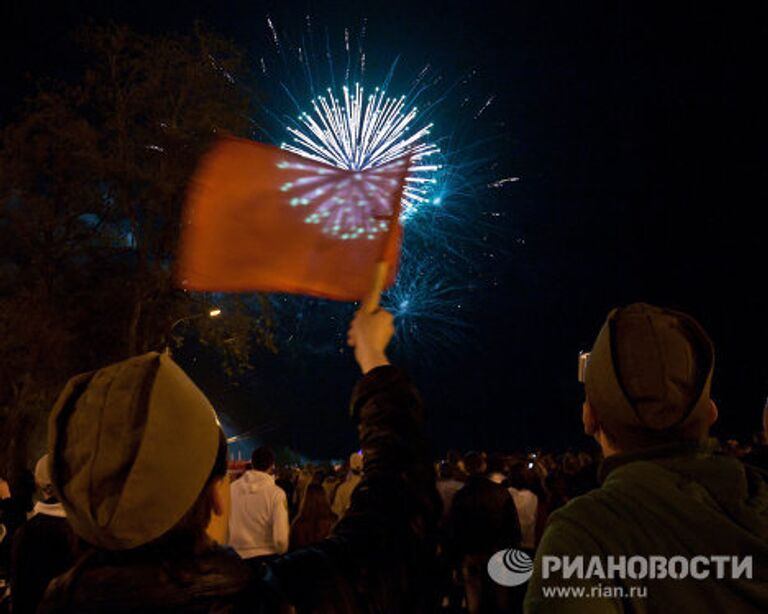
[
  {"xmin": 508, "ymin": 487, "xmax": 538, "ymax": 549},
  {"xmin": 229, "ymin": 470, "xmax": 289, "ymax": 558}
]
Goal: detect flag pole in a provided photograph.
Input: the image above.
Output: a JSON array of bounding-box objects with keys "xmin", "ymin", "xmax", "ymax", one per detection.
[
  {"xmin": 361, "ymin": 155, "xmax": 409, "ymax": 314},
  {"xmin": 362, "ymin": 261, "xmax": 389, "ymax": 314}
]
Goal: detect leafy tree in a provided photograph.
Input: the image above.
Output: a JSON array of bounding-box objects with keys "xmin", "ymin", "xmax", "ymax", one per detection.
[{"xmin": 0, "ymin": 23, "xmax": 273, "ymax": 474}]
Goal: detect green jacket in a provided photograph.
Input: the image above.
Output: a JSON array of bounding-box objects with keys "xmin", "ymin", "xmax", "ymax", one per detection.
[{"xmin": 524, "ymin": 442, "xmax": 768, "ymax": 613}]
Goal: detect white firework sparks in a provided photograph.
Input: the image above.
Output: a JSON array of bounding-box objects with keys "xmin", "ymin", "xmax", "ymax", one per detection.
[{"xmin": 281, "ymin": 83, "xmax": 441, "ymax": 221}]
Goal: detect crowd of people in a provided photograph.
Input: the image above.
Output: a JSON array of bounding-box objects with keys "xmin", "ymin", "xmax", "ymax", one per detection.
[{"xmin": 0, "ymin": 303, "xmax": 767, "ymax": 612}]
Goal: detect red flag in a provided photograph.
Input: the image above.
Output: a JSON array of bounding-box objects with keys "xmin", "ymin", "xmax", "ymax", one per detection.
[{"xmin": 177, "ymin": 137, "xmax": 408, "ymax": 301}]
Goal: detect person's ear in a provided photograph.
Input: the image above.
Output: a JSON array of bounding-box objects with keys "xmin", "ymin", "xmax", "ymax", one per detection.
[
  {"xmin": 583, "ymin": 401, "xmax": 598, "ymax": 436},
  {"xmin": 206, "ymin": 475, "xmax": 230, "ymax": 544},
  {"xmin": 707, "ymin": 399, "xmax": 719, "ymax": 427}
]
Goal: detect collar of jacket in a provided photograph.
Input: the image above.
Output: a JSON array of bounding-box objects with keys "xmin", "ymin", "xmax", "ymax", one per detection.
[{"xmin": 598, "ymin": 438, "xmax": 718, "ymax": 484}]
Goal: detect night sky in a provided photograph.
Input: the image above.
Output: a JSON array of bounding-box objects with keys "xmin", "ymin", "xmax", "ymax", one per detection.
[{"xmin": 3, "ymin": 1, "xmax": 767, "ymax": 459}]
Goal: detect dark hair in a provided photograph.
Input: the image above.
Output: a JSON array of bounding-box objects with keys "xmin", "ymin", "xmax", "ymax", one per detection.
[
  {"xmin": 463, "ymin": 451, "xmax": 486, "ymax": 476},
  {"xmin": 506, "ymin": 463, "xmax": 528, "ymax": 490},
  {"xmin": 251, "ymin": 446, "xmax": 275, "ymax": 472},
  {"xmin": 446, "ymin": 449, "xmax": 462, "ymax": 466},
  {"xmin": 297, "ymin": 483, "xmax": 334, "ymax": 519},
  {"xmin": 290, "ymin": 484, "xmax": 337, "ymax": 549},
  {"xmin": 437, "ymin": 461, "xmax": 453, "ymax": 480},
  {"xmin": 486, "ymin": 453, "xmax": 507, "ymax": 476}
]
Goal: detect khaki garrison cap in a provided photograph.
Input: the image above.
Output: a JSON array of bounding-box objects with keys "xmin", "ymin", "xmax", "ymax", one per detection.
[
  {"xmin": 585, "ymin": 303, "xmax": 714, "ymax": 434},
  {"xmin": 48, "ymin": 352, "xmax": 220, "ymax": 550}
]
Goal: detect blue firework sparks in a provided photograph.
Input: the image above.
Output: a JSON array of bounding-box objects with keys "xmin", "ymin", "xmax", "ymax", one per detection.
[
  {"xmin": 242, "ymin": 16, "xmax": 512, "ymax": 361},
  {"xmin": 382, "ymin": 257, "xmax": 473, "ymax": 359}
]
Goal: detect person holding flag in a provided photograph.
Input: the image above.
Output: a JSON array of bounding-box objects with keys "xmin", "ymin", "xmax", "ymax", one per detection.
[
  {"xmin": 38, "ymin": 139, "xmax": 441, "ymax": 612},
  {"xmin": 177, "ymin": 137, "xmax": 410, "ymax": 304}
]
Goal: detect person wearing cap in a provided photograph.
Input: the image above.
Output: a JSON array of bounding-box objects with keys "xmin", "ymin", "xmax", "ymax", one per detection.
[
  {"xmin": 331, "ymin": 451, "xmax": 364, "ymax": 518},
  {"xmin": 38, "ymin": 308, "xmax": 440, "ymax": 612},
  {"xmin": 39, "ymin": 351, "xmax": 240, "ymax": 612},
  {"xmin": 10, "ymin": 454, "xmax": 77, "ymax": 614},
  {"xmin": 525, "ymin": 303, "xmax": 768, "ymax": 613}
]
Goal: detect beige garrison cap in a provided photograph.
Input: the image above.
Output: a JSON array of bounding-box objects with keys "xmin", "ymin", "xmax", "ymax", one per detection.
[
  {"xmin": 48, "ymin": 352, "xmax": 220, "ymax": 549},
  {"xmin": 585, "ymin": 303, "xmax": 714, "ymax": 434}
]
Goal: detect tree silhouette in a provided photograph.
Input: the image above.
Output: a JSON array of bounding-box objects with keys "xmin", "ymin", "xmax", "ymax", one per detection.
[{"xmin": 0, "ymin": 23, "xmax": 274, "ymax": 473}]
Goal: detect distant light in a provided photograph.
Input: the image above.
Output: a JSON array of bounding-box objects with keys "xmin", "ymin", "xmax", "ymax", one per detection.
[{"xmin": 209, "ymin": 308, "xmax": 222, "ymax": 317}]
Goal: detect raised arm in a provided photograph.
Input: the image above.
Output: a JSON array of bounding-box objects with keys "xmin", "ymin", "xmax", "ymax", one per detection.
[{"xmin": 264, "ymin": 309, "xmax": 440, "ymax": 611}]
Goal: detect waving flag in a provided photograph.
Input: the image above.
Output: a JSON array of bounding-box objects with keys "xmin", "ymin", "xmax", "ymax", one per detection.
[{"xmin": 177, "ymin": 137, "xmax": 408, "ymax": 301}]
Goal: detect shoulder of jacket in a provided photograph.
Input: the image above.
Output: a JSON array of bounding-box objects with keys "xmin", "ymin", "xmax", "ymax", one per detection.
[
  {"xmin": 548, "ymin": 488, "xmax": 613, "ymax": 527},
  {"xmin": 37, "ymin": 567, "xmax": 74, "ymax": 613}
]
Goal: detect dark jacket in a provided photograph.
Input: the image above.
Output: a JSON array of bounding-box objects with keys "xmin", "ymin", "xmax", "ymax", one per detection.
[
  {"xmin": 525, "ymin": 441, "xmax": 768, "ymax": 613},
  {"xmin": 449, "ymin": 475, "xmax": 522, "ymax": 558},
  {"xmin": 744, "ymin": 444, "xmax": 768, "ymax": 473},
  {"xmin": 10, "ymin": 506, "xmax": 76, "ymax": 614},
  {"xmin": 39, "ymin": 546, "xmax": 258, "ymax": 613},
  {"xmin": 40, "ymin": 365, "xmax": 440, "ymax": 613}
]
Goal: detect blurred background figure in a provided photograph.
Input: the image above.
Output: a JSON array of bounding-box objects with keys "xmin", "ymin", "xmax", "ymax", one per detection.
[
  {"xmin": 448, "ymin": 451, "xmax": 521, "ymax": 613},
  {"xmin": 0, "ymin": 475, "xmax": 10, "ymax": 609},
  {"xmin": 290, "ymin": 483, "xmax": 338, "ymax": 550},
  {"xmin": 332, "ymin": 451, "xmax": 363, "ymax": 518},
  {"xmin": 744, "ymin": 397, "xmax": 768, "ymax": 471},
  {"xmin": 322, "ymin": 464, "xmax": 342, "ymax": 506},
  {"xmin": 446, "ymin": 450, "xmax": 467, "ymax": 482},
  {"xmin": 294, "ymin": 464, "xmax": 314, "ymax": 511},
  {"xmin": 10, "ymin": 454, "xmax": 77, "ymax": 614},
  {"xmin": 486, "ymin": 454, "xmax": 509, "ymax": 485},
  {"xmin": 507, "ymin": 461, "xmax": 539, "ymax": 552},
  {"xmin": 435, "ymin": 461, "xmax": 463, "ymax": 521},
  {"xmin": 0, "ymin": 469, "xmax": 34, "ymax": 580},
  {"xmin": 275, "ymin": 466, "xmax": 298, "ymax": 518}
]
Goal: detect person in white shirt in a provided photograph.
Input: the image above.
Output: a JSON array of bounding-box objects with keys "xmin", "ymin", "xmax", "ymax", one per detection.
[{"xmin": 229, "ymin": 446, "xmax": 289, "ymax": 567}]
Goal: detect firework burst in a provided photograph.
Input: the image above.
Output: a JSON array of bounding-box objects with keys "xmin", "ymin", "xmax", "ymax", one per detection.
[
  {"xmin": 281, "ymin": 82, "xmax": 441, "ymax": 226},
  {"xmin": 241, "ymin": 16, "xmax": 510, "ymax": 358},
  {"xmin": 382, "ymin": 256, "xmax": 473, "ymax": 361}
]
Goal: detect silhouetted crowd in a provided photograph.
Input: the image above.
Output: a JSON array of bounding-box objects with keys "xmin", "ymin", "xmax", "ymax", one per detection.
[{"xmin": 1, "ymin": 303, "xmax": 767, "ymax": 613}]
